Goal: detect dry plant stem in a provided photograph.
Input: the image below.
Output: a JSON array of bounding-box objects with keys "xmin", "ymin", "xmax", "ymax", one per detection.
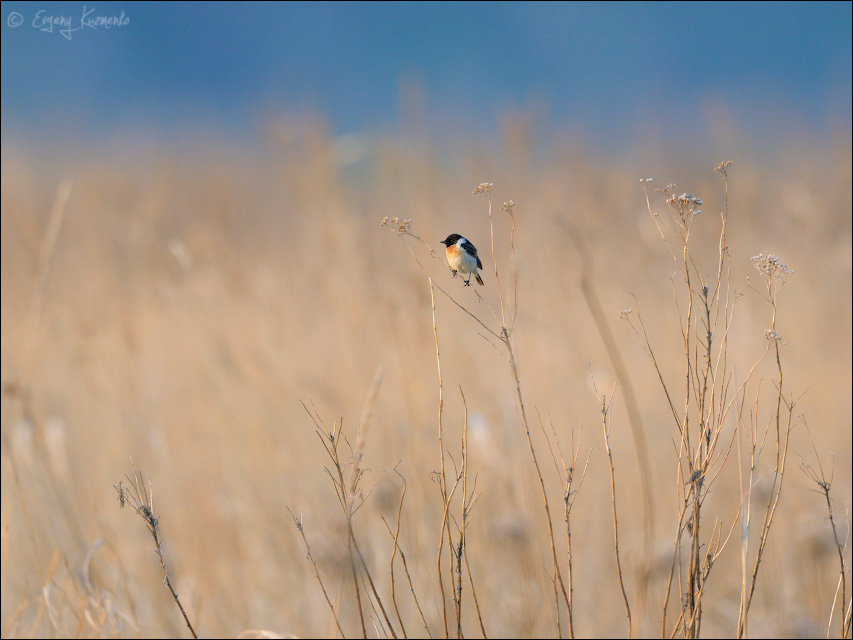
[
  {"xmin": 543, "ymin": 417, "xmax": 592, "ymax": 640},
  {"xmin": 454, "ymin": 388, "xmax": 487, "ymax": 639},
  {"xmin": 627, "ymin": 303, "xmax": 690, "ymax": 638},
  {"xmin": 736, "ymin": 389, "xmax": 760, "ymax": 638},
  {"xmin": 114, "ymin": 464, "xmax": 197, "ymax": 639},
  {"xmin": 824, "ymin": 514, "xmax": 850, "ymax": 638},
  {"xmin": 636, "ymin": 173, "xmax": 746, "ymax": 638},
  {"xmin": 462, "ymin": 546, "xmax": 487, "ymax": 639},
  {"xmin": 728, "ymin": 360, "xmax": 774, "ymax": 639},
  {"xmin": 351, "ymin": 534, "xmax": 397, "ymax": 638},
  {"xmin": 565, "ymin": 221, "xmax": 655, "ymax": 624},
  {"xmin": 303, "ymin": 405, "xmax": 397, "ymax": 639},
  {"xmin": 680, "ymin": 275, "xmax": 706, "ymax": 636},
  {"xmin": 437, "ymin": 470, "xmax": 463, "ymax": 638},
  {"xmin": 457, "ymin": 388, "xmax": 470, "ymax": 640},
  {"xmin": 799, "ymin": 438, "xmax": 851, "ymax": 640},
  {"xmin": 384, "ymin": 466, "xmax": 409, "ymax": 639},
  {"xmin": 506, "ymin": 204, "xmax": 519, "ymax": 328},
  {"xmin": 679, "ymin": 228, "xmax": 699, "ymax": 637},
  {"xmin": 736, "ymin": 256, "xmax": 795, "ymax": 638},
  {"xmin": 428, "ymin": 262, "xmax": 486, "ymax": 640},
  {"xmin": 428, "ymin": 279, "xmax": 452, "ymax": 638},
  {"xmin": 506, "ymin": 336, "xmax": 571, "ymax": 633},
  {"xmin": 597, "ymin": 384, "xmax": 632, "ymax": 637},
  {"xmin": 490, "ymin": 193, "xmax": 569, "ymax": 635},
  {"xmin": 734, "ymin": 372, "xmax": 786, "ymax": 637},
  {"xmin": 348, "ymin": 527, "xmax": 367, "ymax": 638},
  {"xmin": 738, "ymin": 398, "xmax": 793, "ymax": 637},
  {"xmin": 683, "ymin": 517, "xmax": 736, "ymax": 636},
  {"xmin": 476, "ymin": 189, "xmax": 571, "ymax": 634},
  {"xmin": 482, "ymin": 192, "xmax": 507, "ymax": 327},
  {"xmin": 565, "ymin": 434, "xmax": 592, "ymax": 638},
  {"xmin": 334, "ymin": 425, "xmax": 367, "ymax": 638},
  {"xmin": 379, "ymin": 516, "xmax": 433, "ymax": 638},
  {"xmin": 288, "ymin": 507, "xmax": 347, "ymax": 639},
  {"xmin": 538, "ymin": 412, "xmax": 569, "ymax": 638},
  {"xmin": 449, "ymin": 529, "xmax": 463, "ymax": 636},
  {"xmin": 328, "ymin": 421, "xmax": 397, "ymax": 639}
]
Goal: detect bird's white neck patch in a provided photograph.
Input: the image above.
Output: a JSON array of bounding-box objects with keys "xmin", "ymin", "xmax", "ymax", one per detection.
[{"xmin": 455, "ymin": 237, "xmax": 467, "ymax": 248}]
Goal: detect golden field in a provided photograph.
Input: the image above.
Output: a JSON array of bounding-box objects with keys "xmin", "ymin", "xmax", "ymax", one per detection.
[{"xmin": 1, "ymin": 117, "xmax": 851, "ymax": 638}]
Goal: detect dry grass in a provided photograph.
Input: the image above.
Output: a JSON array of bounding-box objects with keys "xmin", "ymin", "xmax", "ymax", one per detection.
[{"xmin": 1, "ymin": 118, "xmax": 851, "ymax": 638}]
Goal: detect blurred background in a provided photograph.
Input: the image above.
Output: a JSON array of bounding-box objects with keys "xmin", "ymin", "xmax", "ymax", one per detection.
[{"xmin": 1, "ymin": 2, "xmax": 851, "ymax": 638}]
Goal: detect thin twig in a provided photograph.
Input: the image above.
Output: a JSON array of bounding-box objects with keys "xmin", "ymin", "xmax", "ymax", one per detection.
[
  {"xmin": 287, "ymin": 507, "xmax": 347, "ymax": 638},
  {"xmin": 115, "ymin": 462, "xmax": 197, "ymax": 639},
  {"xmin": 593, "ymin": 377, "xmax": 632, "ymax": 637}
]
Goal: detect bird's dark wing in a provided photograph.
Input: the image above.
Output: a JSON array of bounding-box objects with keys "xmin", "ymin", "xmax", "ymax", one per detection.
[{"xmin": 462, "ymin": 240, "xmax": 482, "ymax": 269}]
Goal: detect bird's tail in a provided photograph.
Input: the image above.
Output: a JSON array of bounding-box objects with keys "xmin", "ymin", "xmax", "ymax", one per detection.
[{"xmin": 475, "ymin": 272, "xmax": 484, "ymax": 286}]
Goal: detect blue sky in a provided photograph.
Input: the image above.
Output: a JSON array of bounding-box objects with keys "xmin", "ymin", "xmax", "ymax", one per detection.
[{"xmin": 1, "ymin": 1, "xmax": 851, "ymax": 145}]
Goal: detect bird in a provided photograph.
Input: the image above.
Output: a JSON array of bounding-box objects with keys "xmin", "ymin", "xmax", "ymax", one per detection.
[{"xmin": 441, "ymin": 233, "xmax": 484, "ymax": 286}]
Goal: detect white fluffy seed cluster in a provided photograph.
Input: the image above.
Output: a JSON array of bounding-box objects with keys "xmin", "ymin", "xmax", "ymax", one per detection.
[
  {"xmin": 667, "ymin": 193, "xmax": 703, "ymax": 213},
  {"xmin": 751, "ymin": 254, "xmax": 794, "ymax": 278}
]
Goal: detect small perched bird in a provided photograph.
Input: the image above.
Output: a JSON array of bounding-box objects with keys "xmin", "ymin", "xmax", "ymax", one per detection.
[{"xmin": 441, "ymin": 233, "xmax": 484, "ymax": 286}]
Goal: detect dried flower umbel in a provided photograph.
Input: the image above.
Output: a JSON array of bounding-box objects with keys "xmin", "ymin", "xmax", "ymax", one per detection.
[
  {"xmin": 380, "ymin": 217, "xmax": 414, "ymax": 237},
  {"xmin": 666, "ymin": 192, "xmax": 703, "ymax": 221},
  {"xmin": 764, "ymin": 329, "xmax": 785, "ymax": 344},
  {"xmin": 715, "ymin": 160, "xmax": 734, "ymax": 177},
  {"xmin": 751, "ymin": 253, "xmax": 794, "ymax": 281}
]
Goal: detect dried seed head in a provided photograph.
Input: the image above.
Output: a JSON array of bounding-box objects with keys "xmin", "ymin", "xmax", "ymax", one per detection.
[
  {"xmin": 664, "ymin": 190, "xmax": 703, "ymax": 223},
  {"xmin": 751, "ymin": 253, "xmax": 794, "ymax": 279},
  {"xmin": 764, "ymin": 329, "xmax": 786, "ymax": 344},
  {"xmin": 666, "ymin": 193, "xmax": 703, "ymax": 208},
  {"xmin": 380, "ymin": 217, "xmax": 413, "ymax": 236},
  {"xmin": 715, "ymin": 160, "xmax": 734, "ymax": 176}
]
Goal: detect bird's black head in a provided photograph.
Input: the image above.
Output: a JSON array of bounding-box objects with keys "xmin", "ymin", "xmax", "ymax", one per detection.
[{"xmin": 442, "ymin": 233, "xmax": 463, "ymax": 246}]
